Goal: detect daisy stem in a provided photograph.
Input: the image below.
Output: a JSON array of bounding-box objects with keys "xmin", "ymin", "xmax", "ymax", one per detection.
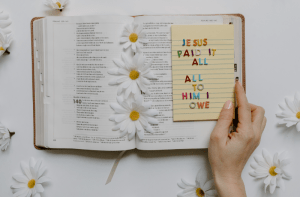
[
  {"xmin": 4, "ymin": 50, "xmax": 10, "ymax": 55},
  {"xmin": 9, "ymin": 130, "xmax": 15, "ymax": 138}
]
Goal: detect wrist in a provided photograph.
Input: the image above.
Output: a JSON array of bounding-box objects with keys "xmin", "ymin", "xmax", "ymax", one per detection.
[{"xmin": 214, "ymin": 174, "xmax": 246, "ymax": 197}]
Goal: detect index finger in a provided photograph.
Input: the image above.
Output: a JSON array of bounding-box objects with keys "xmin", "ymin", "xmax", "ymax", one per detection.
[{"xmin": 235, "ymin": 81, "xmax": 251, "ymax": 125}]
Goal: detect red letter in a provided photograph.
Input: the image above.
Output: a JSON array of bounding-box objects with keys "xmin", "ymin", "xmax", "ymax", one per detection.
[
  {"xmin": 197, "ymin": 102, "xmax": 205, "ymax": 109},
  {"xmin": 183, "ymin": 49, "xmax": 190, "ymax": 57},
  {"xmin": 185, "ymin": 75, "xmax": 191, "ymax": 83},
  {"xmin": 182, "ymin": 93, "xmax": 187, "ymax": 99},
  {"xmin": 192, "ymin": 58, "xmax": 198, "ymax": 66},
  {"xmin": 205, "ymin": 101, "xmax": 210, "ymax": 108},
  {"xmin": 187, "ymin": 39, "xmax": 191, "ymax": 46}
]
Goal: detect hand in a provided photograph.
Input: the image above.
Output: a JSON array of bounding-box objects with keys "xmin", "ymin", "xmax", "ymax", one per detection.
[{"xmin": 208, "ymin": 81, "xmax": 267, "ymax": 197}]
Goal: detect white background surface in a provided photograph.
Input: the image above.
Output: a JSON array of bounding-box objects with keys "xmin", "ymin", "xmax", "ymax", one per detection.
[{"xmin": 1, "ymin": 0, "xmax": 300, "ymax": 196}]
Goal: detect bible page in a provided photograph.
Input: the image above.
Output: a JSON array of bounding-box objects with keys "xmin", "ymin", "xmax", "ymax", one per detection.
[{"xmin": 44, "ymin": 16, "xmax": 136, "ymax": 151}]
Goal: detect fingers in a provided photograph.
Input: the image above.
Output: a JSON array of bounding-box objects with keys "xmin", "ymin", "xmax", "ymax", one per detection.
[
  {"xmin": 250, "ymin": 104, "xmax": 264, "ymax": 125},
  {"xmin": 249, "ymin": 103, "xmax": 266, "ymax": 135},
  {"xmin": 261, "ymin": 117, "xmax": 267, "ymax": 134},
  {"xmin": 235, "ymin": 81, "xmax": 251, "ymax": 125},
  {"xmin": 210, "ymin": 100, "xmax": 234, "ymax": 143}
]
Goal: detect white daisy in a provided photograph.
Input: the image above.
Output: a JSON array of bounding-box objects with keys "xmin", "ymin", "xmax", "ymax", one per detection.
[
  {"xmin": 44, "ymin": 0, "xmax": 69, "ymax": 11},
  {"xmin": 11, "ymin": 157, "xmax": 50, "ymax": 197},
  {"xmin": 0, "ymin": 122, "xmax": 14, "ymax": 151},
  {"xmin": 0, "ymin": 10, "xmax": 12, "ymax": 34},
  {"xmin": 109, "ymin": 95, "xmax": 159, "ymax": 140},
  {"xmin": 108, "ymin": 53, "xmax": 156, "ymax": 99},
  {"xmin": 120, "ymin": 23, "xmax": 149, "ymax": 53},
  {"xmin": 249, "ymin": 149, "xmax": 292, "ymax": 194},
  {"xmin": 276, "ymin": 92, "xmax": 300, "ymax": 131},
  {"xmin": 177, "ymin": 168, "xmax": 218, "ymax": 197},
  {"xmin": 0, "ymin": 29, "xmax": 13, "ymax": 56}
]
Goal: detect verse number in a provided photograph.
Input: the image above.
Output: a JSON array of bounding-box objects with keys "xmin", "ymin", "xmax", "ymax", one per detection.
[{"xmin": 73, "ymin": 99, "xmax": 82, "ymax": 104}]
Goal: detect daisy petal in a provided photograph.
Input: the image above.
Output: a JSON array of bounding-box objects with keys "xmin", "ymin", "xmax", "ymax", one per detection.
[
  {"xmin": 145, "ymin": 124, "xmax": 154, "ymax": 133},
  {"xmin": 146, "ymin": 117, "xmax": 159, "ymax": 124},
  {"xmin": 135, "ymin": 121, "xmax": 144, "ymax": 131},
  {"xmin": 177, "ymin": 181, "xmax": 188, "ymax": 189},
  {"xmin": 122, "ymin": 41, "xmax": 131, "ymax": 50},
  {"xmin": 285, "ymin": 97, "xmax": 297, "ymax": 113},
  {"xmin": 120, "ymin": 37, "xmax": 129, "ymax": 43},
  {"xmin": 294, "ymin": 92, "xmax": 300, "ymax": 112},
  {"xmin": 35, "ymin": 184, "xmax": 44, "ymax": 193},
  {"xmin": 264, "ymin": 175, "xmax": 271, "ymax": 186},
  {"xmin": 273, "ymin": 152, "xmax": 279, "ymax": 166},
  {"xmin": 143, "ymin": 109, "xmax": 159, "ymax": 117},
  {"xmin": 110, "ymin": 103, "xmax": 127, "ymax": 114},
  {"xmin": 181, "ymin": 178, "xmax": 195, "ymax": 187},
  {"xmin": 136, "ymin": 129, "xmax": 144, "ymax": 139},
  {"xmin": 262, "ymin": 149, "xmax": 273, "ymax": 166},
  {"xmin": 127, "ymin": 122, "xmax": 135, "ymax": 134},
  {"xmin": 115, "ymin": 114, "xmax": 127, "ymax": 123},
  {"xmin": 26, "ymin": 189, "xmax": 32, "ymax": 197},
  {"xmin": 10, "ymin": 183, "xmax": 26, "ymax": 189},
  {"xmin": 37, "ymin": 166, "xmax": 47, "ymax": 179},
  {"xmin": 278, "ymin": 151, "xmax": 288, "ymax": 161},
  {"xmin": 206, "ymin": 190, "xmax": 218, "ymax": 196},
  {"xmin": 20, "ymin": 161, "xmax": 32, "ymax": 180},
  {"xmin": 36, "ymin": 176, "xmax": 51, "ymax": 184},
  {"xmin": 132, "ymin": 43, "xmax": 136, "ymax": 52},
  {"xmin": 280, "ymin": 159, "xmax": 291, "ymax": 167},
  {"xmin": 296, "ymin": 122, "xmax": 300, "ymax": 132},
  {"xmin": 128, "ymin": 130, "xmax": 135, "ymax": 140},
  {"xmin": 143, "ymin": 71, "xmax": 156, "ymax": 79},
  {"xmin": 120, "ymin": 119, "xmax": 130, "ymax": 131},
  {"xmin": 281, "ymin": 169, "xmax": 292, "ymax": 179},
  {"xmin": 12, "ymin": 189, "xmax": 29, "ymax": 197},
  {"xmin": 203, "ymin": 179, "xmax": 214, "ymax": 192},
  {"xmin": 250, "ymin": 162, "xmax": 259, "ymax": 169},
  {"xmin": 119, "ymin": 130, "xmax": 127, "ymax": 138},
  {"xmin": 33, "ymin": 193, "xmax": 41, "ymax": 197},
  {"xmin": 196, "ymin": 168, "xmax": 208, "ymax": 188},
  {"xmin": 277, "ymin": 177, "xmax": 285, "ymax": 190},
  {"xmin": 13, "ymin": 175, "xmax": 28, "ymax": 183},
  {"xmin": 108, "ymin": 68, "xmax": 119, "ymax": 75},
  {"xmin": 113, "ymin": 58, "xmax": 126, "ymax": 68},
  {"xmin": 139, "ymin": 38, "xmax": 149, "ymax": 43},
  {"xmin": 269, "ymin": 179, "xmax": 276, "ymax": 194}
]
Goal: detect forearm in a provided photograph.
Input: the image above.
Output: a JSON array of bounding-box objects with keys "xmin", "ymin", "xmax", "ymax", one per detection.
[{"xmin": 214, "ymin": 176, "xmax": 246, "ymax": 197}]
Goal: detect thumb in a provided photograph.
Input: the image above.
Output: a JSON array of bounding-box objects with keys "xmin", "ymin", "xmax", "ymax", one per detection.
[{"xmin": 212, "ymin": 100, "xmax": 234, "ymax": 137}]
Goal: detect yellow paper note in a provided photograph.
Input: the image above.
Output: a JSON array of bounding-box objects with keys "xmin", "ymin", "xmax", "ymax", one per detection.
[{"xmin": 171, "ymin": 25, "xmax": 235, "ymax": 121}]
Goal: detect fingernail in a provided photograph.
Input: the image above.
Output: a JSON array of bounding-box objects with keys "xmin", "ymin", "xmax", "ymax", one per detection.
[
  {"xmin": 237, "ymin": 80, "xmax": 242, "ymax": 87},
  {"xmin": 224, "ymin": 100, "xmax": 232, "ymax": 109}
]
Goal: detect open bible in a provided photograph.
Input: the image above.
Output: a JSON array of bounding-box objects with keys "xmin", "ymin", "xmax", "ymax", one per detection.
[{"xmin": 31, "ymin": 14, "xmax": 245, "ymax": 151}]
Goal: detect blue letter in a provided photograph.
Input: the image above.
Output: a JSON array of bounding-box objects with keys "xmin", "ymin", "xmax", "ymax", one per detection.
[
  {"xmin": 204, "ymin": 58, "xmax": 208, "ymax": 65},
  {"xmin": 193, "ymin": 92, "xmax": 200, "ymax": 99},
  {"xmin": 199, "ymin": 74, "xmax": 203, "ymax": 81},
  {"xmin": 193, "ymin": 75, "xmax": 196, "ymax": 82},
  {"xmin": 182, "ymin": 39, "xmax": 185, "ymax": 46},
  {"xmin": 199, "ymin": 58, "xmax": 203, "ymax": 65}
]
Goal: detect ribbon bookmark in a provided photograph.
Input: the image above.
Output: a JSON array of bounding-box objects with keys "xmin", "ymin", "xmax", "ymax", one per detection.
[{"xmin": 105, "ymin": 150, "xmax": 126, "ymax": 185}]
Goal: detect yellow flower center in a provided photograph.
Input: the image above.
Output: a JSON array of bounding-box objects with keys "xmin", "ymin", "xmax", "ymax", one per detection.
[
  {"xmin": 196, "ymin": 188, "xmax": 205, "ymax": 197},
  {"xmin": 269, "ymin": 166, "xmax": 278, "ymax": 176},
  {"xmin": 56, "ymin": 2, "xmax": 62, "ymax": 8},
  {"xmin": 129, "ymin": 111, "xmax": 140, "ymax": 121},
  {"xmin": 296, "ymin": 112, "xmax": 300, "ymax": 119},
  {"xmin": 27, "ymin": 179, "xmax": 36, "ymax": 189},
  {"xmin": 129, "ymin": 70, "xmax": 139, "ymax": 80},
  {"xmin": 0, "ymin": 47, "xmax": 4, "ymax": 51},
  {"xmin": 129, "ymin": 33, "xmax": 138, "ymax": 43}
]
